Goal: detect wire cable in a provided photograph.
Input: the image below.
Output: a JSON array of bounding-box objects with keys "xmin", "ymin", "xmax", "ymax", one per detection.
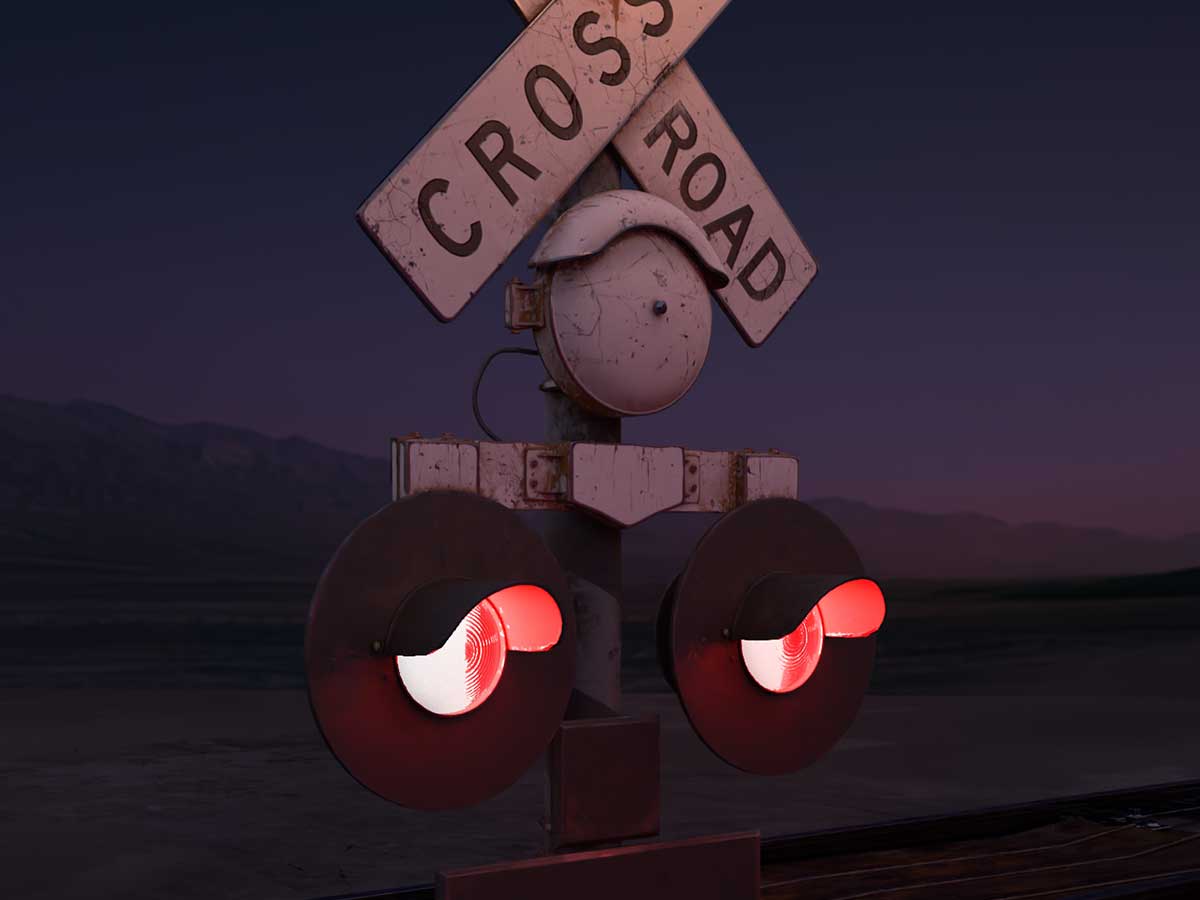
[{"xmin": 472, "ymin": 346, "xmax": 542, "ymax": 442}]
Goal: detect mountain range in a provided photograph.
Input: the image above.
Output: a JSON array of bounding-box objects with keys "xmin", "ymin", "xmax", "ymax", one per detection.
[
  {"xmin": 2, "ymin": 394, "xmax": 1198, "ymax": 582},
  {"xmin": 0, "ymin": 395, "xmax": 381, "ymax": 574}
]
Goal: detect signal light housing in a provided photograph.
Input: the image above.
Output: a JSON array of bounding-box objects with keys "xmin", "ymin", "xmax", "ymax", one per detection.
[
  {"xmin": 305, "ymin": 492, "xmax": 575, "ymax": 810},
  {"xmin": 658, "ymin": 498, "xmax": 885, "ymax": 775}
]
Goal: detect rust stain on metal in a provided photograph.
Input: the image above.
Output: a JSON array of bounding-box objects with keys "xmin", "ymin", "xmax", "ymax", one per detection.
[
  {"xmin": 525, "ymin": 445, "xmax": 569, "ymax": 499},
  {"xmin": 682, "ymin": 450, "xmax": 701, "ymax": 501},
  {"xmin": 504, "ymin": 278, "xmax": 546, "ymax": 331},
  {"xmin": 479, "ymin": 441, "xmax": 566, "ymax": 510},
  {"xmin": 741, "ymin": 453, "xmax": 800, "ymax": 503}
]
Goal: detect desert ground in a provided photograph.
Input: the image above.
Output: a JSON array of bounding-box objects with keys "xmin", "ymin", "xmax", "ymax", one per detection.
[{"xmin": 2, "ymin": 573, "xmax": 1199, "ymax": 899}]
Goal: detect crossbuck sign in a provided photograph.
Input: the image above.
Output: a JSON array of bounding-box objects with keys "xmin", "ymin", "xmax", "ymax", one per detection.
[{"xmin": 358, "ymin": 0, "xmax": 817, "ymax": 346}]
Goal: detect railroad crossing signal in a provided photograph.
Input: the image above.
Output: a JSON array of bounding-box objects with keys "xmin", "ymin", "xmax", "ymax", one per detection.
[{"xmin": 310, "ymin": 1, "xmax": 887, "ymax": 893}]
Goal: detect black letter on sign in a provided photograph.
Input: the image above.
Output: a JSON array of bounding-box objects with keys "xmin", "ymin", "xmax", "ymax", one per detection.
[
  {"xmin": 624, "ymin": 0, "xmax": 673, "ymax": 37},
  {"xmin": 525, "ymin": 65, "xmax": 584, "ymax": 141},
  {"xmin": 644, "ymin": 101, "xmax": 696, "ymax": 176},
  {"xmin": 704, "ymin": 204, "xmax": 754, "ymax": 269},
  {"xmin": 738, "ymin": 239, "xmax": 787, "ymax": 302},
  {"xmin": 466, "ymin": 121, "xmax": 542, "ymax": 207},
  {"xmin": 680, "ymin": 152, "xmax": 727, "ymax": 212},
  {"xmin": 418, "ymin": 179, "xmax": 482, "ymax": 258},
  {"xmin": 573, "ymin": 12, "xmax": 631, "ymax": 86}
]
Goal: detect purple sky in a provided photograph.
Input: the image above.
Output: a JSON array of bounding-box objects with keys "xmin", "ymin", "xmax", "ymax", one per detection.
[{"xmin": 2, "ymin": 3, "xmax": 1198, "ymax": 537}]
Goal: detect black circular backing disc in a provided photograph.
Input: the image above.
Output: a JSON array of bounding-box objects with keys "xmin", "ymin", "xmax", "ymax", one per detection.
[
  {"xmin": 305, "ymin": 491, "xmax": 575, "ymax": 809},
  {"xmin": 664, "ymin": 498, "xmax": 877, "ymax": 775}
]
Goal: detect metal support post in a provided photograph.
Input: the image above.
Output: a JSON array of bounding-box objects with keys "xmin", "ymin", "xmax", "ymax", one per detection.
[{"xmin": 541, "ymin": 149, "xmax": 623, "ymax": 712}]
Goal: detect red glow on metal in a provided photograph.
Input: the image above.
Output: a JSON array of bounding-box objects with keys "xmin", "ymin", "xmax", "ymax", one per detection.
[
  {"xmin": 817, "ymin": 578, "xmax": 886, "ymax": 638},
  {"xmin": 740, "ymin": 607, "xmax": 825, "ymax": 694},
  {"xmin": 396, "ymin": 599, "xmax": 507, "ymax": 717},
  {"xmin": 488, "ymin": 584, "xmax": 562, "ymax": 652}
]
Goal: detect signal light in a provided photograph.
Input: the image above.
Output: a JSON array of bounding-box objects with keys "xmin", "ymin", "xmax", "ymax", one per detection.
[
  {"xmin": 487, "ymin": 583, "xmax": 564, "ymax": 651},
  {"xmin": 305, "ymin": 492, "xmax": 575, "ymax": 810},
  {"xmin": 392, "ymin": 583, "xmax": 564, "ymax": 717},
  {"xmin": 818, "ymin": 578, "xmax": 886, "ymax": 638},
  {"xmin": 658, "ymin": 498, "xmax": 885, "ymax": 775},
  {"xmin": 396, "ymin": 597, "xmax": 508, "ymax": 717},
  {"xmin": 740, "ymin": 606, "xmax": 825, "ymax": 694}
]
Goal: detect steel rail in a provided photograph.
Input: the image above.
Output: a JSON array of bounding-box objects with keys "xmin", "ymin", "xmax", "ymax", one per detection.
[
  {"xmin": 760, "ymin": 805, "xmax": 1200, "ymax": 892},
  {"xmin": 992, "ymin": 866, "xmax": 1200, "ymax": 899},
  {"xmin": 783, "ymin": 832, "xmax": 1200, "ymax": 900},
  {"xmin": 759, "ymin": 822, "xmax": 1140, "ymax": 891},
  {"xmin": 759, "ymin": 779, "xmax": 1200, "ymax": 867}
]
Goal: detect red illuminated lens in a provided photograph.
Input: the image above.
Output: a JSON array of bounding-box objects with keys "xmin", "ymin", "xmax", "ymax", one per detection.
[
  {"xmin": 396, "ymin": 599, "xmax": 507, "ymax": 717},
  {"xmin": 487, "ymin": 584, "xmax": 562, "ymax": 651},
  {"xmin": 817, "ymin": 579, "xmax": 886, "ymax": 638},
  {"xmin": 741, "ymin": 606, "xmax": 825, "ymax": 694}
]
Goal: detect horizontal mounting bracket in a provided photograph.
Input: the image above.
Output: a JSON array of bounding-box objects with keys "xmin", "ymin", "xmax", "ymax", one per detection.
[{"xmin": 392, "ymin": 436, "xmax": 799, "ymax": 528}]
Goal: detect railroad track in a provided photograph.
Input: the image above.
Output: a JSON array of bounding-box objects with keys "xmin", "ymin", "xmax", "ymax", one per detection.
[{"xmin": 316, "ymin": 779, "xmax": 1200, "ymax": 900}]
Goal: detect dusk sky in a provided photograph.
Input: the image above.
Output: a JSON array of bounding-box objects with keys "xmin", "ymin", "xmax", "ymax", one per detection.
[{"xmin": 3, "ymin": 3, "xmax": 1198, "ymax": 537}]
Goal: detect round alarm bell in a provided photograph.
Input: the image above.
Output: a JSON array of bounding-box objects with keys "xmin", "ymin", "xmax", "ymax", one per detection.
[{"xmin": 515, "ymin": 190, "xmax": 730, "ymax": 418}]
